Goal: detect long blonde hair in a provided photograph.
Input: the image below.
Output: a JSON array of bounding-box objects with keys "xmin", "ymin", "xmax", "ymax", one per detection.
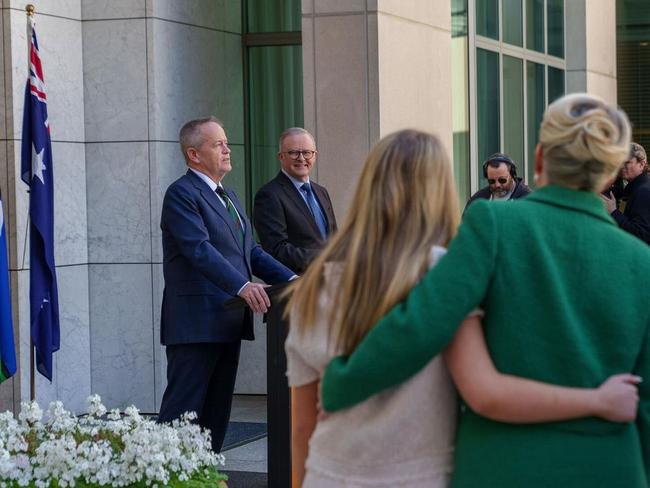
[
  {"xmin": 540, "ymin": 93, "xmax": 631, "ymax": 191},
  {"xmin": 285, "ymin": 130, "xmax": 460, "ymax": 355}
]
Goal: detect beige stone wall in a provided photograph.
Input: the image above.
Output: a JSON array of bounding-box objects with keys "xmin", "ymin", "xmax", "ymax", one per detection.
[
  {"xmin": 566, "ymin": 0, "xmax": 618, "ymax": 104},
  {"xmin": 302, "ymin": 0, "xmax": 453, "ymax": 221},
  {"xmin": 376, "ymin": 2, "xmax": 453, "ymax": 152}
]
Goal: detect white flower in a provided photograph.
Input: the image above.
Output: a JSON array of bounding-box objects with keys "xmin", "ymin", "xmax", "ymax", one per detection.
[
  {"xmin": 0, "ymin": 396, "xmax": 224, "ymax": 486},
  {"xmin": 107, "ymin": 408, "xmax": 121, "ymax": 421},
  {"xmin": 86, "ymin": 394, "xmax": 107, "ymax": 418},
  {"xmin": 18, "ymin": 401, "xmax": 42, "ymax": 426}
]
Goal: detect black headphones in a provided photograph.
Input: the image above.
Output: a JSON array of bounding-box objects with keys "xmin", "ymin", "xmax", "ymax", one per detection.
[{"xmin": 482, "ymin": 153, "xmax": 517, "ymax": 178}]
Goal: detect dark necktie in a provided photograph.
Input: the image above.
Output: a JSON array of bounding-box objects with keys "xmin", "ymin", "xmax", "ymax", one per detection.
[
  {"xmin": 215, "ymin": 186, "xmax": 244, "ymax": 246},
  {"xmin": 301, "ymin": 182, "xmax": 328, "ymax": 239}
]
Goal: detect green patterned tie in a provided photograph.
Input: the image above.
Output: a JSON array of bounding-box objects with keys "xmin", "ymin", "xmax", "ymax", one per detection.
[{"xmin": 216, "ymin": 186, "xmax": 244, "ymax": 246}]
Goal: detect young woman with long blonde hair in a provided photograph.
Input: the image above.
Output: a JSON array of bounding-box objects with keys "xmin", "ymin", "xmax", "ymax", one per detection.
[{"xmin": 285, "ymin": 128, "xmax": 639, "ymax": 487}]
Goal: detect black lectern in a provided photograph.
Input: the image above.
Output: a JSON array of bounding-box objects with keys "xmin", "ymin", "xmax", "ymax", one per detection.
[{"xmin": 225, "ymin": 282, "xmax": 292, "ymax": 488}]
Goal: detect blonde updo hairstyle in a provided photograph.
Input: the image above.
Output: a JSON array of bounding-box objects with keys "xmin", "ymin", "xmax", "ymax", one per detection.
[{"xmin": 539, "ymin": 93, "xmax": 631, "ymax": 192}]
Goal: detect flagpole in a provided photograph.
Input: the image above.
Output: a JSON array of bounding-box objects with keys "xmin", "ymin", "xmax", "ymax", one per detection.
[{"xmin": 25, "ymin": 3, "xmax": 35, "ymax": 402}]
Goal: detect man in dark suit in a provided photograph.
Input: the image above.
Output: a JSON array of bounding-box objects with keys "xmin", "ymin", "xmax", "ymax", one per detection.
[
  {"xmin": 157, "ymin": 116, "xmax": 295, "ymax": 452},
  {"xmin": 253, "ymin": 128, "xmax": 337, "ymax": 273}
]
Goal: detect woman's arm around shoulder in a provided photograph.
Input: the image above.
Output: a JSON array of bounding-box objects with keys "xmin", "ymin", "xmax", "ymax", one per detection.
[
  {"xmin": 444, "ymin": 316, "xmax": 640, "ymax": 423},
  {"xmin": 321, "ymin": 202, "xmax": 500, "ymax": 412}
]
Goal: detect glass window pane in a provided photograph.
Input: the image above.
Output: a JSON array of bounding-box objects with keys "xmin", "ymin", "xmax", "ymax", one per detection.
[
  {"xmin": 526, "ymin": 61, "xmax": 545, "ymax": 187},
  {"xmin": 247, "ymin": 0, "xmax": 301, "ymax": 33},
  {"xmin": 547, "ymin": 0, "xmax": 564, "ymax": 58},
  {"xmin": 617, "ymin": 0, "xmax": 650, "ymax": 152},
  {"xmin": 476, "ymin": 0, "xmax": 499, "ymax": 40},
  {"xmin": 477, "ymin": 48, "xmax": 501, "ymax": 188},
  {"xmin": 452, "ymin": 0, "xmax": 470, "ymax": 204},
  {"xmin": 503, "ymin": 56, "xmax": 524, "ymax": 171},
  {"xmin": 503, "ymin": 0, "xmax": 523, "ymax": 46},
  {"xmin": 526, "ymin": 0, "xmax": 544, "ymax": 53},
  {"xmin": 248, "ymin": 46, "xmax": 304, "ymax": 207},
  {"xmin": 548, "ymin": 67, "xmax": 565, "ymax": 103}
]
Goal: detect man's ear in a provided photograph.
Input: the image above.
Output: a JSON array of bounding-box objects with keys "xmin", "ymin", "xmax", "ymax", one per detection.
[{"xmin": 186, "ymin": 147, "xmax": 199, "ymax": 165}]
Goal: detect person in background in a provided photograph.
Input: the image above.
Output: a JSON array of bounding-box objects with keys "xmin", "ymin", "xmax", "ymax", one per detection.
[
  {"xmin": 464, "ymin": 153, "xmax": 531, "ymax": 210},
  {"xmin": 254, "ymin": 128, "xmax": 337, "ymax": 273},
  {"xmin": 602, "ymin": 142, "xmax": 650, "ymax": 244}
]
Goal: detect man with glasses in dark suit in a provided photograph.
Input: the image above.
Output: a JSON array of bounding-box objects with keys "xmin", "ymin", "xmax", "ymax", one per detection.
[
  {"xmin": 465, "ymin": 153, "xmax": 531, "ymax": 211},
  {"xmin": 254, "ymin": 128, "xmax": 337, "ymax": 273}
]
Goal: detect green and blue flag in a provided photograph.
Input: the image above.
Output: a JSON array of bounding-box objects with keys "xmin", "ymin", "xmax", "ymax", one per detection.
[{"xmin": 0, "ymin": 190, "xmax": 17, "ymax": 384}]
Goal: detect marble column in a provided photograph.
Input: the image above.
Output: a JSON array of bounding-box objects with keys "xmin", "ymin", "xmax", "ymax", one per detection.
[
  {"xmin": 302, "ymin": 0, "xmax": 453, "ymax": 219},
  {"xmin": 82, "ymin": 0, "xmax": 154, "ymax": 412},
  {"xmin": 82, "ymin": 0, "xmax": 249, "ymax": 411},
  {"xmin": 566, "ymin": 0, "xmax": 618, "ymax": 104},
  {"xmin": 142, "ymin": 0, "xmax": 250, "ymax": 400}
]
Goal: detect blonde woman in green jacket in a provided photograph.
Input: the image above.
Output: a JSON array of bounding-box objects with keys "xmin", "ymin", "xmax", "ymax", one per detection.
[{"xmin": 321, "ymin": 93, "xmax": 650, "ymax": 487}]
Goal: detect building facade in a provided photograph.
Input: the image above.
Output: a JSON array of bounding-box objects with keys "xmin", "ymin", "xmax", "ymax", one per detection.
[{"xmin": 0, "ymin": 0, "xmax": 644, "ymax": 413}]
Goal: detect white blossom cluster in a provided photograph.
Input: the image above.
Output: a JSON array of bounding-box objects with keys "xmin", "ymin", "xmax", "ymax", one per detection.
[{"xmin": 0, "ymin": 395, "xmax": 225, "ymax": 487}]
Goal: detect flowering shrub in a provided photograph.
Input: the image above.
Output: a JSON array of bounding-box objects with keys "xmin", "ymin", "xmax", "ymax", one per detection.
[{"xmin": 0, "ymin": 395, "xmax": 227, "ymax": 487}]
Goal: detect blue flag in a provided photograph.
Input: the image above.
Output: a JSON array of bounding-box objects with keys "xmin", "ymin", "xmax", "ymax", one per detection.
[
  {"xmin": 20, "ymin": 20, "xmax": 59, "ymax": 381},
  {"xmin": 0, "ymin": 190, "xmax": 17, "ymax": 384}
]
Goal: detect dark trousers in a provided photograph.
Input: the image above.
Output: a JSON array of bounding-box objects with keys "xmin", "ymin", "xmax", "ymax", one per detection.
[{"xmin": 157, "ymin": 342, "xmax": 241, "ymax": 452}]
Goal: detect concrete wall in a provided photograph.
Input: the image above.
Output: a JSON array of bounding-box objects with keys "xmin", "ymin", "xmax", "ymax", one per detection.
[
  {"xmin": 82, "ymin": 0, "xmax": 246, "ymax": 414},
  {"xmin": 1, "ymin": 0, "xmax": 90, "ymax": 414},
  {"xmin": 566, "ymin": 0, "xmax": 618, "ymax": 103},
  {"xmin": 302, "ymin": 0, "xmax": 453, "ymax": 220}
]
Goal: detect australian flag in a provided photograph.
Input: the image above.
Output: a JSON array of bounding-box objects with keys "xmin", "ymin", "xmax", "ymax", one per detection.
[{"xmin": 20, "ymin": 20, "xmax": 60, "ymax": 381}]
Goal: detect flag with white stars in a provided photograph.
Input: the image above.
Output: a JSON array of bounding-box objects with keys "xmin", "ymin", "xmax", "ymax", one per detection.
[{"xmin": 20, "ymin": 17, "xmax": 60, "ymax": 382}]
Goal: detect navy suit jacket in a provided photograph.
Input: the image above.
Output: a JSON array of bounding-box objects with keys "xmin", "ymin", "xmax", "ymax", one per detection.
[{"xmin": 160, "ymin": 170, "xmax": 295, "ymax": 344}]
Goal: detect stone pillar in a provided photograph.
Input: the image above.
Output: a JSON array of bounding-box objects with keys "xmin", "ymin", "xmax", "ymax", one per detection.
[
  {"xmin": 140, "ymin": 0, "xmax": 252, "ymax": 399},
  {"xmin": 566, "ymin": 0, "xmax": 618, "ymax": 104},
  {"xmin": 82, "ymin": 0, "xmax": 154, "ymax": 412},
  {"xmin": 82, "ymin": 0, "xmax": 247, "ymax": 410},
  {"xmin": 302, "ymin": 0, "xmax": 453, "ymax": 219}
]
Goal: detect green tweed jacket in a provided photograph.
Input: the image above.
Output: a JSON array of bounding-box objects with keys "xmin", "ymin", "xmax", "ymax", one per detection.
[{"xmin": 321, "ymin": 185, "xmax": 650, "ymax": 487}]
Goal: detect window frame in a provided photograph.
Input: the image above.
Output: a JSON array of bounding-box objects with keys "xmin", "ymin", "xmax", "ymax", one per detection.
[
  {"xmin": 241, "ymin": 2, "xmax": 302, "ymax": 211},
  {"xmin": 467, "ymin": 0, "xmax": 566, "ymax": 193}
]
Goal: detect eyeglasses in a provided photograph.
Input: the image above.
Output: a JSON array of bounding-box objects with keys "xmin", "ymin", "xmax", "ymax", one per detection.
[
  {"xmin": 284, "ymin": 150, "xmax": 316, "ymax": 160},
  {"xmin": 487, "ymin": 177, "xmax": 509, "ymax": 185}
]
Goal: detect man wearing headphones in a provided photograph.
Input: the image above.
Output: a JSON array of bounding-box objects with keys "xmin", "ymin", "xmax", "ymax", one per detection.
[{"xmin": 465, "ymin": 153, "xmax": 531, "ymax": 211}]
